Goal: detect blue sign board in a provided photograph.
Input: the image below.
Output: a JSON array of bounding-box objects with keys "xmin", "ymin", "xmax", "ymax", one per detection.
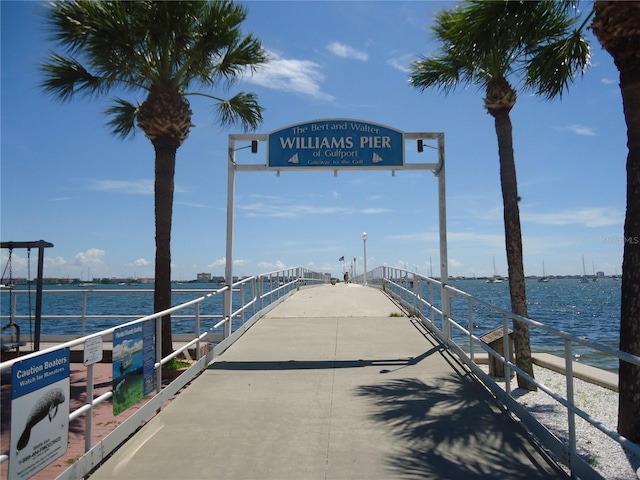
[
  {"xmin": 268, "ymin": 119, "xmax": 404, "ymax": 168},
  {"xmin": 112, "ymin": 320, "xmax": 156, "ymax": 416},
  {"xmin": 10, "ymin": 349, "xmax": 70, "ymax": 480}
]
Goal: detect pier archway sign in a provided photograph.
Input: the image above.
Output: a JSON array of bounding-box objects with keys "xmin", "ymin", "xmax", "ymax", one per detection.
[{"xmin": 223, "ymin": 118, "xmax": 448, "ymax": 335}]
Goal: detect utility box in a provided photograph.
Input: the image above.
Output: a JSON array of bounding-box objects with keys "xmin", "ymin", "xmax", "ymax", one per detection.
[{"xmin": 480, "ymin": 327, "xmax": 514, "ymax": 378}]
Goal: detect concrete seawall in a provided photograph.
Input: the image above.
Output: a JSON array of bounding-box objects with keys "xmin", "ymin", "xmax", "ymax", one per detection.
[{"xmin": 474, "ymin": 352, "xmax": 618, "ymax": 391}]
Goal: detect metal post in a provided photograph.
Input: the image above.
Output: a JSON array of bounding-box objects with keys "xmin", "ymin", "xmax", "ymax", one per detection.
[
  {"xmin": 224, "ymin": 137, "xmax": 236, "ymax": 339},
  {"xmin": 436, "ymin": 134, "xmax": 449, "ymax": 333},
  {"xmin": 34, "ymin": 245, "xmax": 46, "ymax": 351},
  {"xmin": 565, "ymin": 338, "xmax": 577, "ymax": 465},
  {"xmin": 195, "ymin": 303, "xmax": 201, "ymax": 360},
  {"xmin": 362, "ymin": 232, "xmax": 368, "ymax": 286},
  {"xmin": 85, "ymin": 364, "xmax": 94, "ymax": 453}
]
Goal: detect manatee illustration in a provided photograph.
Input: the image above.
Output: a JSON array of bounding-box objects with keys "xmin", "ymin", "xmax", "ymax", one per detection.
[
  {"xmin": 17, "ymin": 388, "xmax": 65, "ymax": 452},
  {"xmin": 114, "ymin": 378, "xmax": 126, "ymax": 404}
]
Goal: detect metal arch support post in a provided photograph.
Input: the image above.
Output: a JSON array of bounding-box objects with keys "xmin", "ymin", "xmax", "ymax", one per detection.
[
  {"xmin": 223, "ymin": 133, "xmax": 267, "ymax": 340},
  {"xmin": 224, "ymin": 138, "xmax": 237, "ymax": 339},
  {"xmin": 435, "ymin": 134, "xmax": 450, "ymax": 338}
]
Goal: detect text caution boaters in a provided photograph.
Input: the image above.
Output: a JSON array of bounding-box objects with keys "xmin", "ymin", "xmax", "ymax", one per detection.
[{"xmin": 268, "ymin": 119, "xmax": 404, "ymax": 169}]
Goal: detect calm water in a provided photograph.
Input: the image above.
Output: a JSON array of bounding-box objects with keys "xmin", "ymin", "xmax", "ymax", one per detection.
[
  {"xmin": 1, "ymin": 279, "xmax": 623, "ymax": 371},
  {"xmin": 0, "ymin": 283, "xmax": 232, "ymax": 338},
  {"xmin": 446, "ymin": 278, "xmax": 621, "ymax": 372}
]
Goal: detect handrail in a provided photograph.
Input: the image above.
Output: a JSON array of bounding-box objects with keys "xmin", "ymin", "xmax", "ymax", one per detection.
[
  {"xmin": 366, "ymin": 265, "xmax": 640, "ymax": 480},
  {"xmin": 0, "ymin": 267, "xmax": 327, "ymax": 479}
]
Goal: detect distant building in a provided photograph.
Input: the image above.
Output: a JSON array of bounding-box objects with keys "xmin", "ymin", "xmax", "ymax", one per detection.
[
  {"xmin": 197, "ymin": 272, "xmax": 212, "ymax": 283},
  {"xmin": 596, "ymin": 271, "xmax": 605, "ymax": 278}
]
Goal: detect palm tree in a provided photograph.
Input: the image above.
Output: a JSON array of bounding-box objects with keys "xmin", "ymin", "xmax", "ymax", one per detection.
[
  {"xmin": 40, "ymin": 1, "xmax": 267, "ymax": 358},
  {"xmin": 410, "ymin": 1, "xmax": 590, "ymax": 390},
  {"xmin": 591, "ymin": 0, "xmax": 640, "ymax": 444}
]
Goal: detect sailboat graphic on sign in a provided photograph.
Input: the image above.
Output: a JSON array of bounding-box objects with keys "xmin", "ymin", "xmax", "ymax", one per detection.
[
  {"xmin": 372, "ymin": 152, "xmax": 383, "ymax": 163},
  {"xmin": 288, "ymin": 153, "xmax": 299, "ymax": 164}
]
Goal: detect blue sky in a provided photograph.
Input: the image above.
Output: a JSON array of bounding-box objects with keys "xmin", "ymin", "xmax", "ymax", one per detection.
[{"xmin": 1, "ymin": 1, "xmax": 628, "ymax": 282}]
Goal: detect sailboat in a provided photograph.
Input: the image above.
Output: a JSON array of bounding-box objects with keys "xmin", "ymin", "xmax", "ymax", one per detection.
[
  {"xmin": 538, "ymin": 261, "xmax": 549, "ymax": 282},
  {"xmin": 78, "ymin": 268, "xmax": 96, "ymax": 287},
  {"xmin": 579, "ymin": 255, "xmax": 589, "ymax": 283},
  {"xmin": 486, "ymin": 256, "xmax": 503, "ymax": 283}
]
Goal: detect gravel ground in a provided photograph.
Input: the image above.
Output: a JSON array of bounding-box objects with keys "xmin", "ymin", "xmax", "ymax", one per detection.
[{"xmin": 480, "ymin": 364, "xmax": 640, "ymax": 480}]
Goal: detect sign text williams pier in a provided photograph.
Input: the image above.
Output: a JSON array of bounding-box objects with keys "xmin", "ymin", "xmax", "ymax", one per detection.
[{"xmin": 268, "ymin": 119, "xmax": 404, "ymax": 169}]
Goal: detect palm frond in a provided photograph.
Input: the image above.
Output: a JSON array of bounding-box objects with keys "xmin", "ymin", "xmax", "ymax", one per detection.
[
  {"xmin": 42, "ymin": 1, "xmax": 266, "ymax": 136},
  {"xmin": 104, "ymin": 98, "xmax": 139, "ymax": 139},
  {"xmin": 40, "ymin": 53, "xmax": 106, "ymax": 101},
  {"xmin": 410, "ymin": 0, "xmax": 590, "ymax": 101},
  {"xmin": 214, "ymin": 35, "xmax": 268, "ymax": 82},
  {"xmin": 215, "ymin": 92, "xmax": 263, "ymax": 132},
  {"xmin": 174, "ymin": 2, "xmax": 268, "ymax": 88},
  {"xmin": 526, "ymin": 28, "xmax": 591, "ymax": 99},
  {"xmin": 410, "ymin": 56, "xmax": 463, "ymax": 94},
  {"xmin": 45, "ymin": 1, "xmax": 158, "ymax": 90}
]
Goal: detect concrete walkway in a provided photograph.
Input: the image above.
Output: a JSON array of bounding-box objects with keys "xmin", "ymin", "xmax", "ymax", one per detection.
[{"xmin": 91, "ymin": 284, "xmax": 567, "ymax": 479}]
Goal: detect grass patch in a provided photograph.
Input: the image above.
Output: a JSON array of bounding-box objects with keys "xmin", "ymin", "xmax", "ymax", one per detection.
[
  {"xmin": 67, "ymin": 454, "xmax": 83, "ymax": 465},
  {"xmin": 389, "ymin": 312, "xmax": 403, "ymax": 317},
  {"xmin": 163, "ymin": 358, "xmax": 191, "ymax": 371}
]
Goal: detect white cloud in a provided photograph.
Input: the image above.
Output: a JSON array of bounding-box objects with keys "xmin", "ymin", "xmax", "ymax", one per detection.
[
  {"xmin": 601, "ymin": 77, "xmax": 616, "ymax": 85},
  {"xmin": 387, "ymin": 53, "xmax": 414, "ymax": 73},
  {"xmin": 387, "ymin": 230, "xmax": 505, "ymax": 249},
  {"xmin": 89, "ymin": 179, "xmax": 154, "ymax": 194},
  {"xmin": 326, "ymin": 41, "xmax": 368, "ymax": 61},
  {"xmin": 88, "ymin": 179, "xmax": 190, "ymax": 195},
  {"xmin": 208, "ymin": 258, "xmax": 226, "ymax": 268},
  {"xmin": 449, "ymin": 258, "xmax": 464, "ymax": 268},
  {"xmin": 557, "ymin": 124, "xmax": 596, "ymax": 137},
  {"xmin": 239, "ymin": 201, "xmax": 389, "ymax": 218},
  {"xmin": 523, "ymin": 207, "xmax": 624, "ymax": 227},
  {"xmin": 45, "ymin": 256, "xmax": 69, "ymax": 271},
  {"xmin": 362, "ymin": 208, "xmax": 391, "ymax": 214},
  {"xmin": 127, "ymin": 258, "xmax": 151, "ymax": 268},
  {"xmin": 246, "ymin": 51, "xmax": 334, "ymax": 101},
  {"xmin": 175, "ymin": 201, "xmax": 210, "ymax": 208},
  {"xmin": 257, "ymin": 260, "xmax": 287, "ymax": 270},
  {"xmin": 73, "ymin": 248, "xmax": 106, "ymax": 277}
]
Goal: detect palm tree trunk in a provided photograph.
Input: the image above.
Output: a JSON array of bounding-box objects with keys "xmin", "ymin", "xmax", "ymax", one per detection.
[
  {"xmin": 617, "ymin": 64, "xmax": 640, "ymax": 442},
  {"xmin": 494, "ymin": 110, "xmax": 536, "ymax": 391},
  {"xmin": 154, "ymin": 139, "xmax": 177, "ymax": 359}
]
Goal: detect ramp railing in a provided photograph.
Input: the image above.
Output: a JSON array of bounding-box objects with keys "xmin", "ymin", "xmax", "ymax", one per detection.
[
  {"xmin": 365, "ymin": 265, "xmax": 640, "ymax": 480},
  {"xmin": 0, "ymin": 267, "xmax": 326, "ymax": 480}
]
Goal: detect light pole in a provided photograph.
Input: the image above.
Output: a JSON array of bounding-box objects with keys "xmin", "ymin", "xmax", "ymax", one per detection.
[{"xmin": 362, "ymin": 232, "xmax": 368, "ymax": 286}]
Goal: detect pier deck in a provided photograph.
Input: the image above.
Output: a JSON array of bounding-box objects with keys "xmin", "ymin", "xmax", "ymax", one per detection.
[{"xmin": 90, "ymin": 284, "xmax": 567, "ymax": 479}]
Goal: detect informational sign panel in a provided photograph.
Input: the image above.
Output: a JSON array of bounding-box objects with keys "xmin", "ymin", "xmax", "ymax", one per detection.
[
  {"xmin": 112, "ymin": 320, "xmax": 155, "ymax": 415},
  {"xmin": 83, "ymin": 336, "xmax": 103, "ymax": 366},
  {"xmin": 268, "ymin": 119, "xmax": 404, "ymax": 169},
  {"xmin": 10, "ymin": 349, "xmax": 70, "ymax": 480}
]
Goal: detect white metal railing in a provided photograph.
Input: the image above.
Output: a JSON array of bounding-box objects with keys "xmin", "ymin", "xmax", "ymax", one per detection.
[
  {"xmin": 365, "ymin": 265, "xmax": 640, "ymax": 480},
  {"xmin": 0, "ymin": 268, "xmax": 326, "ymax": 347},
  {"xmin": 0, "ymin": 267, "xmax": 326, "ymax": 479}
]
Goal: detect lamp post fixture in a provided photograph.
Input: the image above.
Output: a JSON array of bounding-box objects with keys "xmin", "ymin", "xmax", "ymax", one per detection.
[{"xmin": 362, "ymin": 232, "xmax": 368, "ymax": 286}]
